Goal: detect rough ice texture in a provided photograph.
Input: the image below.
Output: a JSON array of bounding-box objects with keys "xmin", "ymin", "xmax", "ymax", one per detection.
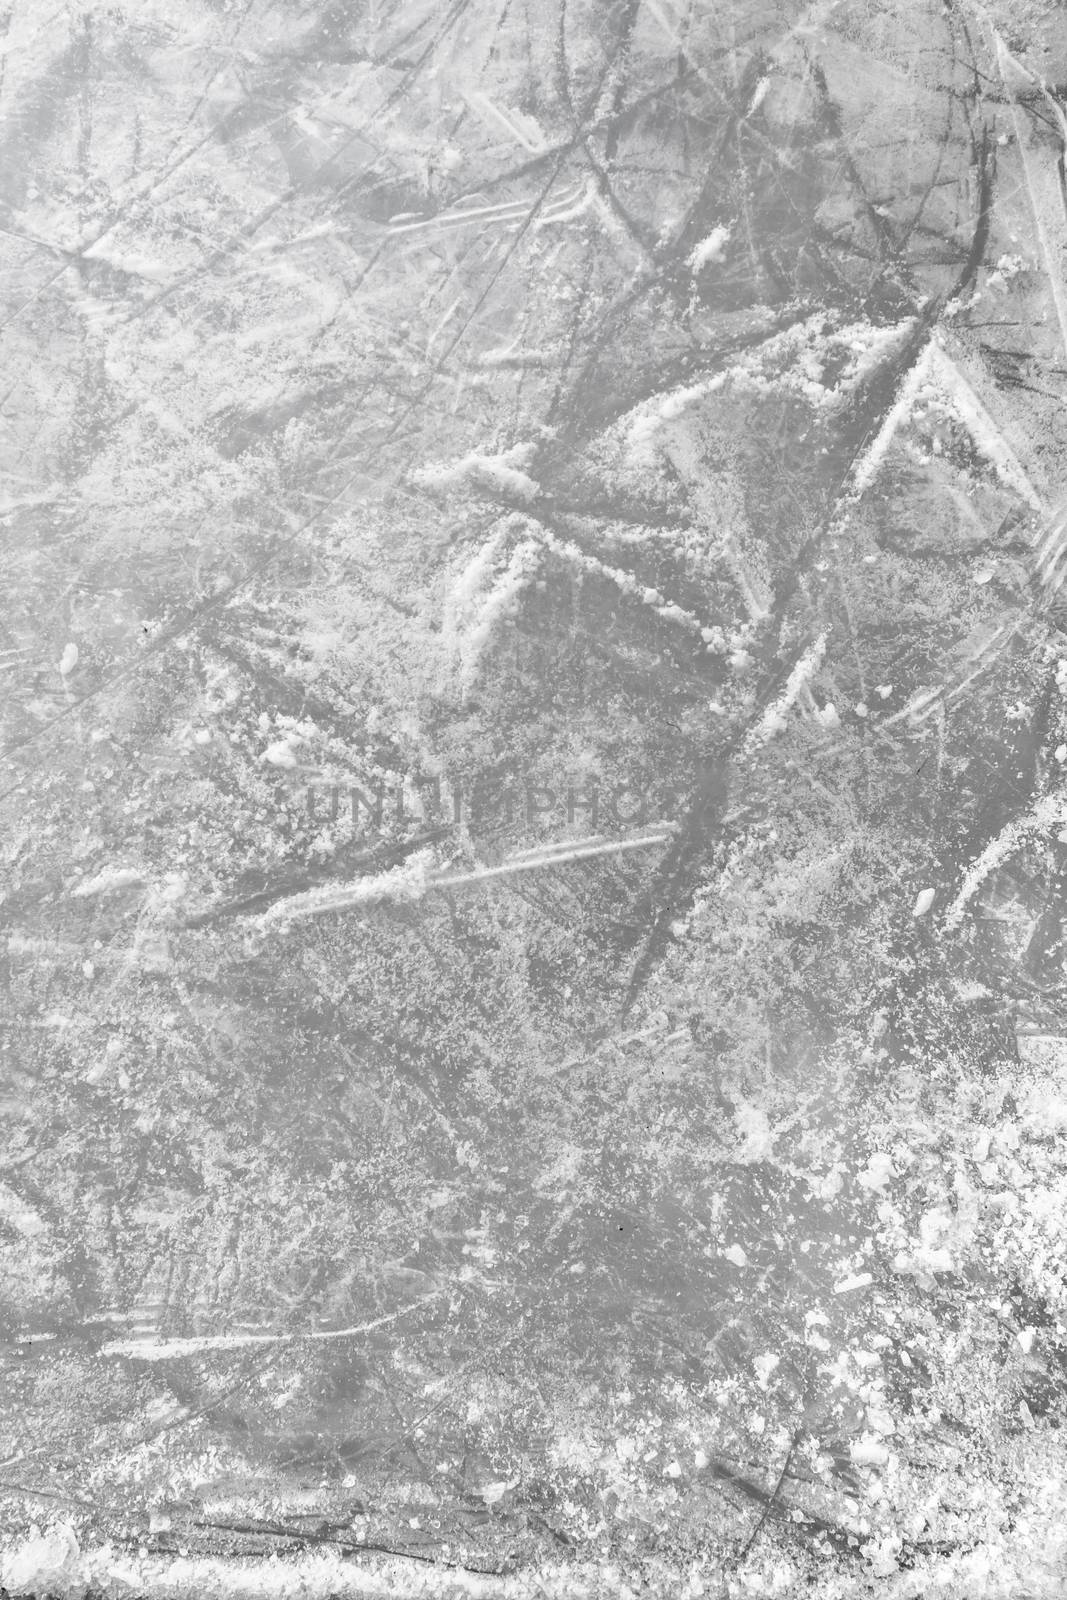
[{"xmin": 4, "ymin": 2, "xmax": 1067, "ymax": 1597}]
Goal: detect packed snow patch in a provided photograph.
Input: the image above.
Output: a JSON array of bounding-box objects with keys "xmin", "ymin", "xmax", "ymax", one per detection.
[
  {"xmin": 1, "ymin": 1522, "xmax": 84, "ymax": 1599},
  {"xmin": 71, "ymin": 867, "xmax": 145, "ymax": 898},
  {"xmin": 414, "ymin": 442, "xmax": 540, "ymax": 502},
  {"xmin": 687, "ymin": 224, "xmax": 731, "ymax": 273}
]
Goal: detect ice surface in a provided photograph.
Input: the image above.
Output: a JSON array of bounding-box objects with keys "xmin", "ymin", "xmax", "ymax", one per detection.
[{"xmin": 3, "ymin": 1, "xmax": 1067, "ymax": 1596}]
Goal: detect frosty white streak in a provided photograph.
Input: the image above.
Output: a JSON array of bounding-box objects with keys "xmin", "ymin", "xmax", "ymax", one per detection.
[
  {"xmin": 388, "ymin": 177, "xmax": 593, "ymax": 236},
  {"xmin": 99, "ymin": 1295, "xmax": 444, "ymax": 1361},
  {"xmin": 943, "ymin": 790, "xmax": 1067, "ymax": 931},
  {"xmin": 746, "ymin": 633, "xmax": 828, "ymax": 750},
  {"xmin": 848, "ymin": 343, "xmax": 934, "ymax": 501},
  {"xmin": 256, "ymin": 831, "xmax": 676, "ymax": 925}
]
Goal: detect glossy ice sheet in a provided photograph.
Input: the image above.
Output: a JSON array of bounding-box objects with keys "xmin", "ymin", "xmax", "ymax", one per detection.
[{"xmin": 2, "ymin": 1, "xmax": 1067, "ymax": 1595}]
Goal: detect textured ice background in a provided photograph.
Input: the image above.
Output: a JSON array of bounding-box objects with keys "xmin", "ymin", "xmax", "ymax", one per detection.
[{"xmin": 2, "ymin": 0, "xmax": 1067, "ymax": 1594}]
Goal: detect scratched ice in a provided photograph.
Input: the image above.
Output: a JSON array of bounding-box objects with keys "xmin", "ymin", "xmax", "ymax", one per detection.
[{"xmin": 2, "ymin": 2, "xmax": 1067, "ymax": 1596}]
